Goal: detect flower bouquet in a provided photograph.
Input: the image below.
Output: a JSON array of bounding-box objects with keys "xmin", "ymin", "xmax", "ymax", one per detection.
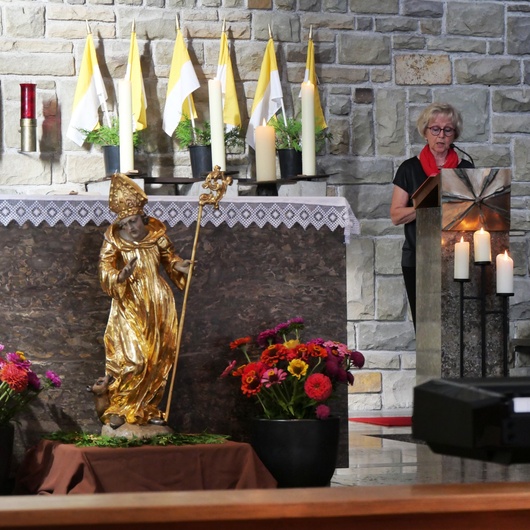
[
  {"xmin": 0, "ymin": 344, "xmax": 62, "ymax": 426},
  {"xmin": 221, "ymin": 317, "xmax": 364, "ymax": 420}
]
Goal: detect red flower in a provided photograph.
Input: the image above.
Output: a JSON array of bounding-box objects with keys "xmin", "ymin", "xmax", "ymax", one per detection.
[
  {"xmin": 241, "ymin": 363, "xmax": 264, "ymax": 396},
  {"xmin": 230, "ymin": 337, "xmax": 252, "ymax": 350},
  {"xmin": 0, "ymin": 363, "xmax": 29, "ymax": 393},
  {"xmin": 304, "ymin": 373, "xmax": 333, "ymax": 402}
]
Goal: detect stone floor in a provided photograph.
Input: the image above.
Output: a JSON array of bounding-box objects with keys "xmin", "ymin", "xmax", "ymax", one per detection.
[{"xmin": 331, "ymin": 411, "xmax": 530, "ymax": 487}]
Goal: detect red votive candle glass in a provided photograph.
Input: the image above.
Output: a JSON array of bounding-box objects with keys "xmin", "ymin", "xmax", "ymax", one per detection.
[{"xmin": 20, "ymin": 83, "xmax": 36, "ymax": 119}]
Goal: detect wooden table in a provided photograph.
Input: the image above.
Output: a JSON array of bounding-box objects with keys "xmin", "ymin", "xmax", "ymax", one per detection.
[{"xmin": 14, "ymin": 440, "xmax": 276, "ymax": 495}]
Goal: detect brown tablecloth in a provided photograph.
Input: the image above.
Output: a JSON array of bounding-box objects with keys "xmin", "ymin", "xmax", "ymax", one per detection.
[{"xmin": 14, "ymin": 440, "xmax": 277, "ymax": 494}]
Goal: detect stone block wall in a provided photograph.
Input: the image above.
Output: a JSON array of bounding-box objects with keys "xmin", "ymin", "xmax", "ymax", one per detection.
[{"xmin": 2, "ymin": 1, "xmax": 530, "ymax": 414}]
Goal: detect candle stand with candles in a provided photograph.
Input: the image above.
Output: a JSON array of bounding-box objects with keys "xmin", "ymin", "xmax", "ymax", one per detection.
[{"xmin": 414, "ymin": 168, "xmax": 512, "ymax": 385}]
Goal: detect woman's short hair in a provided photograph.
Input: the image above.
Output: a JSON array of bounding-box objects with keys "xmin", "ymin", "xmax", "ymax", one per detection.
[{"xmin": 416, "ymin": 103, "xmax": 463, "ymax": 141}]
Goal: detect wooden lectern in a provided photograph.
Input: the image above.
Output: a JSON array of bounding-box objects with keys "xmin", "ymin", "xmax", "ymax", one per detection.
[{"xmin": 413, "ymin": 168, "xmax": 511, "ymax": 384}]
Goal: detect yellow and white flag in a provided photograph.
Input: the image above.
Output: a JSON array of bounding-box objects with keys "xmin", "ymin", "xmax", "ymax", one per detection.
[
  {"xmin": 303, "ymin": 37, "xmax": 326, "ymax": 130},
  {"xmin": 66, "ymin": 32, "xmax": 109, "ymax": 146},
  {"xmin": 245, "ymin": 38, "xmax": 284, "ymax": 149},
  {"xmin": 163, "ymin": 29, "xmax": 200, "ymax": 136},
  {"xmin": 216, "ymin": 29, "xmax": 241, "ymax": 130},
  {"xmin": 125, "ymin": 26, "xmax": 147, "ymax": 131}
]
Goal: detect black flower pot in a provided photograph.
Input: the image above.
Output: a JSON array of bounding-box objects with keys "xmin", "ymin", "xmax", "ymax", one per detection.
[
  {"xmin": 250, "ymin": 417, "xmax": 340, "ymax": 488},
  {"xmin": 189, "ymin": 145, "xmax": 212, "ymax": 179},
  {"xmin": 102, "ymin": 145, "xmax": 120, "ymax": 177},
  {"xmin": 0, "ymin": 423, "xmax": 14, "ymax": 495},
  {"xmin": 277, "ymin": 148, "xmax": 302, "ymax": 179}
]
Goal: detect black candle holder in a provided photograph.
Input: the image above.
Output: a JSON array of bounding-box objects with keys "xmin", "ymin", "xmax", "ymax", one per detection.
[{"xmin": 455, "ymin": 261, "xmax": 513, "ymax": 378}]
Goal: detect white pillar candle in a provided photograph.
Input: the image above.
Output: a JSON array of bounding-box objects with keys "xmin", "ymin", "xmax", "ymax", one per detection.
[
  {"xmin": 496, "ymin": 250, "xmax": 514, "ymax": 294},
  {"xmin": 454, "ymin": 236, "xmax": 470, "ymax": 280},
  {"xmin": 473, "ymin": 227, "xmax": 491, "ymax": 263},
  {"xmin": 208, "ymin": 78, "xmax": 225, "ymax": 171},
  {"xmin": 255, "ymin": 120, "xmax": 276, "ymax": 182},
  {"xmin": 118, "ymin": 79, "xmax": 134, "ymax": 174},
  {"xmin": 301, "ymin": 80, "xmax": 316, "ymax": 176}
]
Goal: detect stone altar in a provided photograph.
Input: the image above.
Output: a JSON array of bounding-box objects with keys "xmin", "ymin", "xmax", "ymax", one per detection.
[{"xmin": 0, "ymin": 194, "xmax": 358, "ymax": 470}]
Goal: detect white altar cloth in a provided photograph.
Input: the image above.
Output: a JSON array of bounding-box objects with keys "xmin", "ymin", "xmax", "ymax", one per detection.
[{"xmin": 0, "ymin": 195, "xmax": 359, "ymax": 243}]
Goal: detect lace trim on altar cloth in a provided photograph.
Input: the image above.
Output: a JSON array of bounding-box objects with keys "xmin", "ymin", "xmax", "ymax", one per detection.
[{"xmin": 0, "ymin": 195, "xmax": 360, "ymax": 243}]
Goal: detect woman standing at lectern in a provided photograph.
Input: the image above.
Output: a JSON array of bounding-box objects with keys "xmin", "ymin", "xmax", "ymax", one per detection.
[{"xmin": 390, "ymin": 102, "xmax": 474, "ymax": 330}]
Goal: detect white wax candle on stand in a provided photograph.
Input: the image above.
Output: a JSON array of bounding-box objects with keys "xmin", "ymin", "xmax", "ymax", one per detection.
[
  {"xmin": 454, "ymin": 236, "xmax": 470, "ymax": 280},
  {"xmin": 208, "ymin": 78, "xmax": 225, "ymax": 171},
  {"xmin": 301, "ymin": 80, "xmax": 316, "ymax": 176},
  {"xmin": 473, "ymin": 227, "xmax": 491, "ymax": 263},
  {"xmin": 255, "ymin": 120, "xmax": 276, "ymax": 182},
  {"xmin": 118, "ymin": 79, "xmax": 134, "ymax": 174},
  {"xmin": 496, "ymin": 250, "xmax": 514, "ymax": 294}
]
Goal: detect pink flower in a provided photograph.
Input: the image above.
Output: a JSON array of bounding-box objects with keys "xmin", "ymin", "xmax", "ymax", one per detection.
[
  {"xmin": 261, "ymin": 367, "xmax": 287, "ymax": 388},
  {"xmin": 220, "ymin": 360, "xmax": 237, "ymax": 378},
  {"xmin": 45, "ymin": 371, "xmax": 62, "ymax": 388},
  {"xmin": 316, "ymin": 404, "xmax": 330, "ymax": 419}
]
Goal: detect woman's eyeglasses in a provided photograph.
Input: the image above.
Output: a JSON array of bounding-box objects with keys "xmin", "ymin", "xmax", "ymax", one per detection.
[{"xmin": 427, "ymin": 126, "xmax": 455, "ymax": 136}]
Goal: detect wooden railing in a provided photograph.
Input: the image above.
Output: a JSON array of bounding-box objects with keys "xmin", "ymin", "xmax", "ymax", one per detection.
[{"xmin": 2, "ymin": 482, "xmax": 530, "ymax": 530}]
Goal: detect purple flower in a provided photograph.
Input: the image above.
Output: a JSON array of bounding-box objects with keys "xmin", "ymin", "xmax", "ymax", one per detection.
[
  {"xmin": 316, "ymin": 404, "xmax": 330, "ymax": 419},
  {"xmin": 349, "ymin": 350, "xmax": 365, "ymax": 369},
  {"xmin": 256, "ymin": 329, "xmax": 279, "ymax": 348},
  {"xmin": 27, "ymin": 370, "xmax": 42, "ymax": 391},
  {"xmin": 45, "ymin": 370, "xmax": 62, "ymax": 388}
]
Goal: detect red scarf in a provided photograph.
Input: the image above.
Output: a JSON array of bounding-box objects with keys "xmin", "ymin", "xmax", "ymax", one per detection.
[{"xmin": 418, "ymin": 144, "xmax": 459, "ymax": 177}]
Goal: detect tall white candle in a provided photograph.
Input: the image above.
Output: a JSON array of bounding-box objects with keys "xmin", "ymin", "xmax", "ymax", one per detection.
[
  {"xmin": 301, "ymin": 80, "xmax": 316, "ymax": 176},
  {"xmin": 255, "ymin": 120, "xmax": 276, "ymax": 182},
  {"xmin": 473, "ymin": 227, "xmax": 491, "ymax": 263},
  {"xmin": 496, "ymin": 250, "xmax": 514, "ymax": 294},
  {"xmin": 454, "ymin": 236, "xmax": 470, "ymax": 280},
  {"xmin": 118, "ymin": 79, "xmax": 134, "ymax": 173},
  {"xmin": 208, "ymin": 78, "xmax": 225, "ymax": 171}
]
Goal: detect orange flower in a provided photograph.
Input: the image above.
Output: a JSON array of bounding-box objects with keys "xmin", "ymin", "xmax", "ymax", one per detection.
[
  {"xmin": 0, "ymin": 363, "xmax": 29, "ymax": 393},
  {"xmin": 240, "ymin": 363, "xmax": 264, "ymax": 396}
]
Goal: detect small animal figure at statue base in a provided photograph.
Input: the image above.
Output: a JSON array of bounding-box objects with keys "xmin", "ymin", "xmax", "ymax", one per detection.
[{"xmin": 86, "ymin": 375, "xmax": 113, "ymax": 422}]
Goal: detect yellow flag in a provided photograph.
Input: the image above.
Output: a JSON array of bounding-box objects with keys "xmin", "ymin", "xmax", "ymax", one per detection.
[
  {"xmin": 125, "ymin": 28, "xmax": 147, "ymax": 131},
  {"xmin": 163, "ymin": 29, "xmax": 200, "ymax": 136},
  {"xmin": 303, "ymin": 38, "xmax": 326, "ymax": 130},
  {"xmin": 246, "ymin": 38, "xmax": 284, "ymax": 149},
  {"xmin": 67, "ymin": 33, "xmax": 108, "ymax": 146},
  {"xmin": 216, "ymin": 30, "xmax": 241, "ymax": 130}
]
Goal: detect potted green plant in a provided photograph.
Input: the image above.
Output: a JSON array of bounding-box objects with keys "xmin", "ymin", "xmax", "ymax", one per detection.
[
  {"xmin": 81, "ymin": 117, "xmax": 141, "ymax": 176},
  {"xmin": 174, "ymin": 118, "xmax": 244, "ymax": 179},
  {"xmin": 270, "ymin": 116, "xmax": 332, "ymax": 178}
]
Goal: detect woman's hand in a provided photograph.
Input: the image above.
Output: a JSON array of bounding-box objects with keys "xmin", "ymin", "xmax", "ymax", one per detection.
[
  {"xmin": 118, "ymin": 257, "xmax": 137, "ymax": 283},
  {"xmin": 390, "ymin": 185, "xmax": 416, "ymax": 226}
]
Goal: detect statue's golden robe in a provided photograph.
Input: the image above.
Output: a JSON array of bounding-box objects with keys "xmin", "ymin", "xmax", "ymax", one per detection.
[{"xmin": 98, "ymin": 217, "xmax": 186, "ymax": 425}]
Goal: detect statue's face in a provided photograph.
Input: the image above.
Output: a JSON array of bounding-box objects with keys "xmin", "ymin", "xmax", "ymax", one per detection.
[{"xmin": 119, "ymin": 214, "xmax": 148, "ymax": 242}]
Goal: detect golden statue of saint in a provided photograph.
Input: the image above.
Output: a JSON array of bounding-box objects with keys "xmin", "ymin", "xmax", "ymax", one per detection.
[{"xmin": 98, "ymin": 174, "xmax": 191, "ymax": 429}]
